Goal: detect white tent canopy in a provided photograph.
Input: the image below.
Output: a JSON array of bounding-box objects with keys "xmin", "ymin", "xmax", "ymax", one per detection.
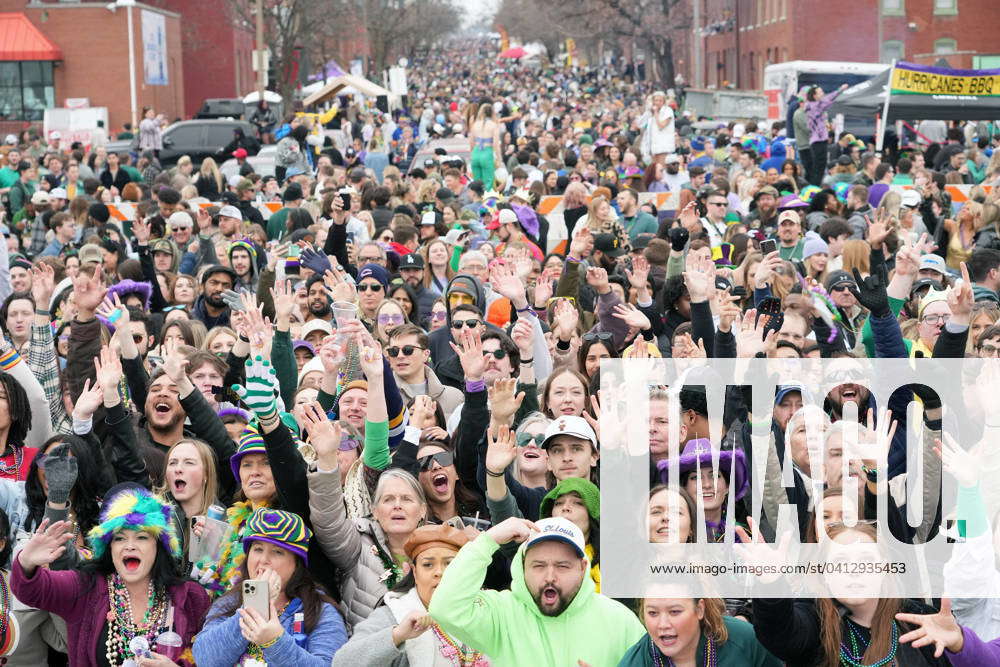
[
  {"xmin": 302, "ymin": 74, "xmax": 391, "ymax": 107},
  {"xmin": 243, "ymin": 90, "xmax": 282, "ymax": 104}
]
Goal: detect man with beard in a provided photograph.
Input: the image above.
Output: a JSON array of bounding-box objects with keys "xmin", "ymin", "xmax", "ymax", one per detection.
[
  {"xmin": 489, "ymin": 208, "xmax": 543, "ymax": 261},
  {"xmin": 397, "ymin": 252, "xmax": 436, "ymax": 323},
  {"xmin": 661, "ymin": 154, "xmax": 688, "ymax": 191},
  {"xmin": 429, "ymin": 516, "xmax": 644, "ymax": 666},
  {"xmin": 304, "ymin": 275, "xmax": 333, "ymax": 322},
  {"xmin": 129, "ymin": 344, "xmax": 236, "ymax": 486},
  {"xmin": 747, "ymin": 185, "xmax": 779, "ymax": 232},
  {"xmin": 192, "ymin": 265, "xmax": 235, "ymax": 329},
  {"xmin": 217, "ymin": 204, "xmax": 245, "ymax": 243}
]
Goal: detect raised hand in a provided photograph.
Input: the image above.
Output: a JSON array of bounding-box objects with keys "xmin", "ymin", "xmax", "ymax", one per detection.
[
  {"xmin": 933, "ymin": 433, "xmax": 979, "ymax": 488},
  {"xmin": 73, "ymin": 266, "xmax": 108, "ymax": 317},
  {"xmin": 317, "ymin": 334, "xmax": 348, "ymax": 375},
  {"xmin": 733, "ymin": 517, "xmax": 795, "ymax": 584},
  {"xmin": 490, "ymin": 262, "xmax": 526, "ymax": 302},
  {"xmin": 735, "ymin": 308, "xmax": 775, "ymax": 358},
  {"xmin": 301, "ymin": 402, "xmax": 342, "ymax": 470},
  {"xmin": 42, "ymin": 444, "xmax": 78, "ymax": 506},
  {"xmin": 683, "ymin": 252, "xmax": 716, "ymax": 303},
  {"xmin": 449, "ymin": 327, "xmax": 486, "ymax": 381},
  {"xmin": 485, "ymin": 422, "xmax": 518, "ymax": 474},
  {"xmin": 357, "ymin": 330, "xmax": 384, "ymax": 380},
  {"xmin": 132, "ymin": 217, "xmax": 151, "ymax": 244},
  {"xmin": 896, "ymin": 599, "xmax": 964, "ymax": 658},
  {"xmin": 30, "ymin": 261, "xmax": 55, "ymax": 308},
  {"xmin": 160, "ymin": 339, "xmax": 189, "ymax": 385},
  {"xmin": 94, "ymin": 345, "xmax": 124, "ymax": 404},
  {"xmin": 410, "ymin": 395, "xmax": 438, "ymax": 429},
  {"xmin": 585, "ymin": 267, "xmax": 610, "ymax": 294},
  {"xmin": 17, "ymin": 519, "xmax": 75, "ymax": 571},
  {"xmin": 532, "ymin": 270, "xmax": 554, "ymax": 307},
  {"xmin": 488, "ymin": 378, "xmax": 525, "ymax": 425},
  {"xmin": 624, "ymin": 255, "xmax": 650, "ymax": 291},
  {"xmin": 864, "ymin": 210, "xmax": 891, "ymax": 248},
  {"xmin": 72, "ymin": 377, "xmax": 104, "ymax": 421},
  {"xmin": 753, "ymin": 251, "xmax": 781, "ymax": 289},
  {"xmin": 266, "ymin": 241, "xmax": 290, "ymax": 272},
  {"xmin": 552, "ymin": 299, "xmax": 579, "ymax": 340},
  {"xmin": 849, "ymin": 264, "xmax": 891, "ymax": 317},
  {"xmin": 677, "ymin": 202, "xmax": 698, "ymax": 239},
  {"xmin": 195, "ymin": 206, "xmax": 212, "ymax": 234},
  {"xmin": 718, "ymin": 291, "xmax": 741, "ymax": 333},
  {"xmin": 612, "ymin": 302, "xmax": 651, "ymax": 330},
  {"xmin": 232, "ymin": 355, "xmax": 279, "ymax": 417},
  {"xmin": 510, "ymin": 317, "xmax": 535, "ymax": 356},
  {"xmin": 485, "ymin": 516, "xmax": 540, "ymax": 546},
  {"xmin": 324, "ymin": 268, "xmax": 356, "ymax": 304},
  {"xmin": 270, "ymin": 280, "xmax": 296, "ymax": 326},
  {"xmin": 300, "ymin": 246, "xmax": 333, "ymax": 276},
  {"xmin": 569, "ymin": 227, "xmax": 593, "ymax": 259},
  {"xmin": 948, "ymin": 262, "xmax": 974, "ymax": 325}
]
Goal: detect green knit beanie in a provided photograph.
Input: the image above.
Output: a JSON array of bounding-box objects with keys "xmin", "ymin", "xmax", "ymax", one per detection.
[{"xmin": 539, "ymin": 477, "xmax": 600, "ymax": 521}]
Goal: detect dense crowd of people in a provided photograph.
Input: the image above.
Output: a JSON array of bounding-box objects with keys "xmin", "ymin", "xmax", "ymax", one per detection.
[{"xmin": 0, "ymin": 37, "xmax": 998, "ymax": 666}]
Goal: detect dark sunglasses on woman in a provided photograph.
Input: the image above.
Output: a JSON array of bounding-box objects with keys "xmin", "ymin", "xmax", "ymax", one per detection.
[{"xmin": 417, "ymin": 450, "xmax": 454, "ymax": 471}]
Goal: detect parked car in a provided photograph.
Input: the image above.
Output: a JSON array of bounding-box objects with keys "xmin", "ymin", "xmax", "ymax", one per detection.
[
  {"xmin": 103, "ymin": 119, "xmax": 260, "ymax": 167},
  {"xmin": 408, "ymin": 137, "xmax": 471, "ymax": 175}
]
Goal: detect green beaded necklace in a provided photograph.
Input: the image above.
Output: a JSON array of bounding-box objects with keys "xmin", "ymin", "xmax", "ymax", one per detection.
[{"xmin": 839, "ymin": 617, "xmax": 899, "ymax": 667}]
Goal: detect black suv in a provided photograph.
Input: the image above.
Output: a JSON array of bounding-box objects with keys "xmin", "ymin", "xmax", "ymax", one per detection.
[{"xmin": 103, "ymin": 119, "xmax": 259, "ymax": 167}]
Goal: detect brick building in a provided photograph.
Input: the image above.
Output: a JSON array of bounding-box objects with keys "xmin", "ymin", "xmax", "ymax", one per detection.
[
  {"xmin": 153, "ymin": 0, "xmax": 254, "ymax": 119},
  {"xmin": 692, "ymin": 0, "xmax": 1000, "ymax": 90},
  {"xmin": 0, "ymin": 0, "xmax": 185, "ymax": 136}
]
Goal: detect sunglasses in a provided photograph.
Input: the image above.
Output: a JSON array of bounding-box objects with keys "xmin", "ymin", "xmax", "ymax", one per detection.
[
  {"xmin": 162, "ymin": 305, "xmax": 187, "ymax": 312},
  {"xmin": 582, "ymin": 331, "xmax": 613, "ymax": 343},
  {"xmin": 430, "ymin": 311, "xmax": 447, "ymax": 321},
  {"xmin": 451, "ymin": 319, "xmax": 481, "ymax": 330},
  {"xmin": 417, "ymin": 450, "xmax": 454, "ymax": 471},
  {"xmin": 483, "ymin": 348, "xmax": 508, "ymax": 359},
  {"xmin": 339, "ymin": 436, "xmax": 361, "ymax": 452},
  {"xmin": 377, "ymin": 313, "xmax": 405, "ymax": 326},
  {"xmin": 830, "ymin": 284, "xmax": 853, "ymax": 292},
  {"xmin": 386, "ymin": 345, "xmax": 424, "ymax": 357},
  {"xmin": 358, "ymin": 283, "xmax": 384, "ymax": 293},
  {"xmin": 516, "ymin": 433, "xmax": 546, "ymax": 448}
]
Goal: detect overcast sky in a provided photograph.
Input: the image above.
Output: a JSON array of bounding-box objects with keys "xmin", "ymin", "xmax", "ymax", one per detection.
[{"xmin": 462, "ymin": 0, "xmax": 496, "ymax": 28}]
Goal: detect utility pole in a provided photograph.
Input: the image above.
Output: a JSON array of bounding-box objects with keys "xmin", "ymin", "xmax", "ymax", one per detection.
[
  {"xmin": 256, "ymin": 0, "xmax": 266, "ymax": 97},
  {"xmin": 876, "ymin": 0, "xmax": 883, "ymax": 62}
]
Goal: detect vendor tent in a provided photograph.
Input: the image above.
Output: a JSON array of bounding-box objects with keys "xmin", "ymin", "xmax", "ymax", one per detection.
[
  {"xmin": 302, "ymin": 74, "xmax": 391, "ymax": 107},
  {"xmin": 831, "ymin": 61, "xmax": 1000, "ymax": 122}
]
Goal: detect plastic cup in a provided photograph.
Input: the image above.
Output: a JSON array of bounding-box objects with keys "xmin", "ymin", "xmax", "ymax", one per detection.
[{"xmin": 333, "ymin": 301, "xmax": 358, "ymax": 345}]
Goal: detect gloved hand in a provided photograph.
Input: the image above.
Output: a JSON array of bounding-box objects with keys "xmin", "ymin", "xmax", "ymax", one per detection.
[
  {"xmin": 221, "ymin": 289, "xmax": 247, "ymax": 312},
  {"xmin": 669, "ymin": 226, "xmax": 689, "ymax": 252},
  {"xmin": 300, "ymin": 246, "xmax": 333, "ymax": 276},
  {"xmin": 849, "ymin": 265, "xmax": 891, "ymax": 318},
  {"xmin": 43, "ymin": 444, "xmax": 78, "ymax": 506},
  {"xmin": 232, "ymin": 356, "xmax": 279, "ymax": 417}
]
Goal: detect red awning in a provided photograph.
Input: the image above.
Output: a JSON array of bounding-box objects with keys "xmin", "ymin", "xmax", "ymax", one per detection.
[{"xmin": 0, "ymin": 13, "xmax": 62, "ymax": 61}]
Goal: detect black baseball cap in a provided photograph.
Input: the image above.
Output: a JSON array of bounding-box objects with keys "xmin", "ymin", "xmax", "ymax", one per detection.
[
  {"xmin": 593, "ymin": 233, "xmax": 626, "ymax": 258},
  {"xmin": 399, "ymin": 253, "xmax": 425, "ymax": 270}
]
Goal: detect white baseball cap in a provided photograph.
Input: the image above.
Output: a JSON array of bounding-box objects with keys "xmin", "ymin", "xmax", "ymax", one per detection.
[
  {"xmin": 524, "ymin": 517, "xmax": 586, "ymax": 558},
  {"xmin": 919, "ymin": 253, "xmax": 947, "ymax": 275},
  {"xmin": 300, "ymin": 319, "xmax": 333, "ymax": 339},
  {"xmin": 4, "ymin": 134, "xmax": 16, "ymax": 145},
  {"xmin": 218, "ymin": 205, "xmax": 243, "ymax": 221},
  {"xmin": 49, "ymin": 187, "xmax": 67, "ymax": 200},
  {"xmin": 498, "ymin": 208, "xmax": 518, "ymax": 225},
  {"xmin": 900, "ymin": 189, "xmax": 921, "ymax": 209},
  {"xmin": 541, "ymin": 415, "xmax": 597, "ymax": 450}
]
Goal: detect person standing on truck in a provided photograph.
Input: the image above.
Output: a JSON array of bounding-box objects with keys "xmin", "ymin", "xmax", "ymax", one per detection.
[
  {"xmin": 250, "ymin": 100, "xmax": 277, "ymax": 144},
  {"xmin": 790, "ymin": 87, "xmax": 812, "ymax": 183},
  {"xmin": 804, "ymin": 83, "xmax": 848, "ymax": 186}
]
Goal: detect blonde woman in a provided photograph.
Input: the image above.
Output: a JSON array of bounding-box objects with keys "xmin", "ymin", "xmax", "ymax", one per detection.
[
  {"xmin": 156, "ymin": 438, "xmax": 220, "ymax": 558},
  {"xmin": 841, "ymin": 239, "xmax": 871, "ymax": 279},
  {"xmin": 573, "ymin": 194, "xmax": 630, "ymax": 252},
  {"xmin": 195, "ymin": 156, "xmax": 224, "ymax": 200},
  {"xmin": 943, "ymin": 200, "xmax": 986, "ymax": 270}
]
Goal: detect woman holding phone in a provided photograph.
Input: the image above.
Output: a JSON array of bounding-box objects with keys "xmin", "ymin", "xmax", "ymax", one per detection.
[{"xmin": 193, "ymin": 508, "xmax": 347, "ymax": 666}]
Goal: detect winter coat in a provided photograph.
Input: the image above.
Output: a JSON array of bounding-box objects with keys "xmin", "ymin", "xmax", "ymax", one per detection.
[
  {"xmin": 10, "ymin": 560, "xmax": 209, "ymax": 667},
  {"xmin": 333, "ymin": 587, "xmax": 491, "ymax": 667},
  {"xmin": 308, "ymin": 467, "xmax": 396, "ymax": 628}
]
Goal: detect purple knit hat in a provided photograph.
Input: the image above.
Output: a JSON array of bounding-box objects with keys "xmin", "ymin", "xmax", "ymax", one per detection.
[{"xmin": 656, "ymin": 438, "xmax": 748, "ymax": 501}]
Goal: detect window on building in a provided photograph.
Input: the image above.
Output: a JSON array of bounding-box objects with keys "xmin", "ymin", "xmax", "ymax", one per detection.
[
  {"xmin": 0, "ymin": 61, "xmax": 55, "ymax": 121},
  {"xmin": 933, "ymin": 0, "xmax": 957, "ymax": 14},
  {"xmin": 882, "ymin": 40, "xmax": 905, "ymax": 63},
  {"xmin": 882, "ymin": 0, "xmax": 904, "ymax": 15},
  {"xmin": 934, "ymin": 38, "xmax": 957, "ymax": 54}
]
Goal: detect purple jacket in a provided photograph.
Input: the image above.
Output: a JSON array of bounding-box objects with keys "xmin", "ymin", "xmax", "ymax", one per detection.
[
  {"xmin": 10, "ymin": 558, "xmax": 210, "ymax": 667},
  {"xmin": 947, "ymin": 626, "xmax": 1000, "ymax": 666},
  {"xmin": 805, "ymin": 87, "xmax": 845, "ymax": 145}
]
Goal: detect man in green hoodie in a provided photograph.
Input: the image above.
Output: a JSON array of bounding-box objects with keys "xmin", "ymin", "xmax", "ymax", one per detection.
[{"xmin": 429, "ymin": 516, "xmax": 645, "ymax": 667}]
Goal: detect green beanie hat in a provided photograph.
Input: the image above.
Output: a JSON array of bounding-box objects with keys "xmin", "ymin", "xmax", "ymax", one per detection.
[{"xmin": 539, "ymin": 477, "xmax": 600, "ymax": 521}]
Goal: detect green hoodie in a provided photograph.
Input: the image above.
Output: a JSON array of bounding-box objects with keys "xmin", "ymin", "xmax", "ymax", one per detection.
[{"xmin": 429, "ymin": 533, "xmax": 645, "ymax": 667}]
